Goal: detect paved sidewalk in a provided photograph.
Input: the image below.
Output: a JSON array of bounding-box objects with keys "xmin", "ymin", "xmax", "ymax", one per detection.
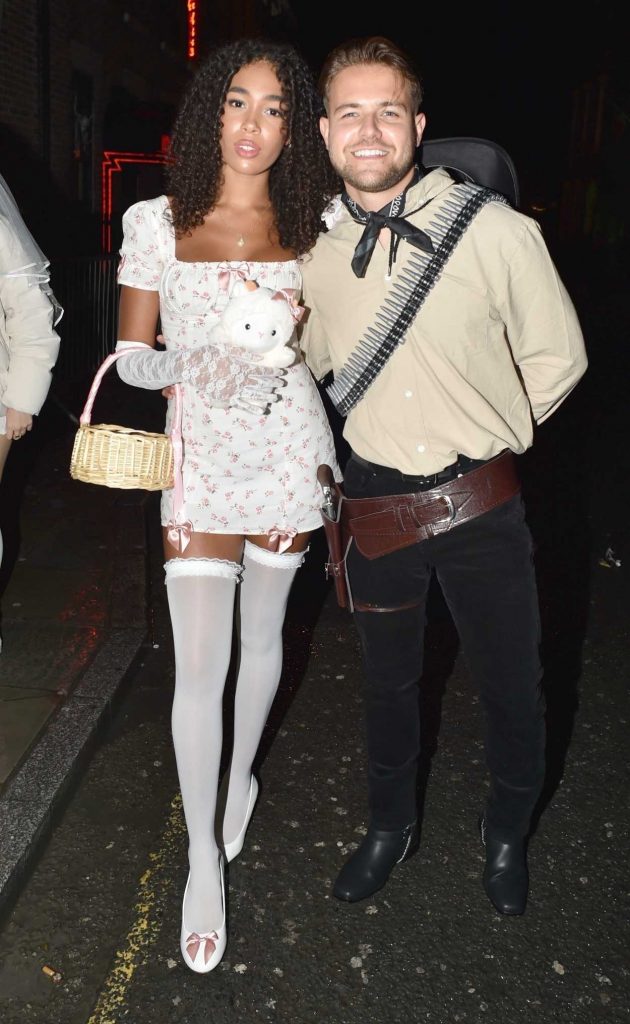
[{"xmin": 0, "ymin": 375, "xmax": 162, "ymax": 916}]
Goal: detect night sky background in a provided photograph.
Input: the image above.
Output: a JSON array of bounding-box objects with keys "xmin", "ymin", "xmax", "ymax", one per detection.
[{"xmin": 286, "ymin": 0, "xmax": 625, "ymax": 206}]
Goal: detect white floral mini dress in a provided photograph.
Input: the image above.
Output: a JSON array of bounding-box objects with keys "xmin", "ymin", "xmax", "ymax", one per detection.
[{"xmin": 118, "ymin": 196, "xmax": 340, "ymax": 538}]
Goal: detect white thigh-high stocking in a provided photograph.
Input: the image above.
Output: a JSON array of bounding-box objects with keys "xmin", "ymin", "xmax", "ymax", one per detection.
[
  {"xmin": 222, "ymin": 541, "xmax": 306, "ymax": 844},
  {"xmin": 165, "ymin": 556, "xmax": 241, "ymax": 935}
]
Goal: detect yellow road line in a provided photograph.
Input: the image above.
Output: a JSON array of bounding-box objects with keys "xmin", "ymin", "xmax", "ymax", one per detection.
[{"xmin": 87, "ymin": 792, "xmax": 185, "ymax": 1024}]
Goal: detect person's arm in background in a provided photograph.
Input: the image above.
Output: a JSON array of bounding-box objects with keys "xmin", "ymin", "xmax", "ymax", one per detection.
[{"xmin": 0, "ymin": 253, "xmax": 60, "ymax": 438}]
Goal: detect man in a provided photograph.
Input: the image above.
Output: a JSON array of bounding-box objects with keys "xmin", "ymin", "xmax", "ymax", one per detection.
[{"xmin": 300, "ymin": 37, "xmax": 587, "ymax": 915}]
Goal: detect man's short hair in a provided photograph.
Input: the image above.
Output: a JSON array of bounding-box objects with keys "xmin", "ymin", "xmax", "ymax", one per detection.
[{"xmin": 318, "ymin": 36, "xmax": 423, "ymax": 114}]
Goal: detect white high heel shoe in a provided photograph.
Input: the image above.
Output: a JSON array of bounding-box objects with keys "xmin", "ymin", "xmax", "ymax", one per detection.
[
  {"xmin": 180, "ymin": 854, "xmax": 227, "ymax": 973},
  {"xmin": 224, "ymin": 775, "xmax": 259, "ymax": 863}
]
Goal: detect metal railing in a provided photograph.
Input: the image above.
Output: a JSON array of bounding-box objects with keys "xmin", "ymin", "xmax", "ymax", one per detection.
[{"xmin": 51, "ymin": 255, "xmax": 119, "ymax": 383}]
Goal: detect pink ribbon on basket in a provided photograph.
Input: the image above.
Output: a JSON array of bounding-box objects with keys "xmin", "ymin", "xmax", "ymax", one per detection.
[
  {"xmin": 267, "ymin": 526, "xmax": 297, "ymax": 553},
  {"xmin": 165, "ymin": 382, "xmax": 192, "ymax": 552}
]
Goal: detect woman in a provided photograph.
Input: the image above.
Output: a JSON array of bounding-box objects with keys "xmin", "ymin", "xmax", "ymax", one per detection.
[
  {"xmin": 116, "ymin": 39, "xmax": 341, "ymax": 972},
  {"xmin": 0, "ymin": 173, "xmax": 62, "ymax": 643}
]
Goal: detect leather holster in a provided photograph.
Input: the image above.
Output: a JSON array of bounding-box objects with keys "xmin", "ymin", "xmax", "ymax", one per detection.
[
  {"xmin": 317, "ymin": 452, "xmax": 520, "ymax": 611},
  {"xmin": 317, "ymin": 464, "xmax": 351, "ymax": 609}
]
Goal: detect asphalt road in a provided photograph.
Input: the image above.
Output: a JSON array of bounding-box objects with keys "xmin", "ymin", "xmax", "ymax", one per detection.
[{"xmin": 0, "ymin": 486, "xmax": 628, "ymax": 1023}]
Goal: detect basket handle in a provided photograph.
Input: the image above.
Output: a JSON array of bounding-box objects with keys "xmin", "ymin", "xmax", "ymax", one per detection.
[
  {"xmin": 79, "ymin": 344, "xmax": 149, "ymax": 425},
  {"xmin": 79, "ymin": 347, "xmax": 184, "ymax": 524}
]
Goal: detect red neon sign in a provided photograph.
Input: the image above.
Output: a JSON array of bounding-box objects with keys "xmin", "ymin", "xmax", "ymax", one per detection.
[
  {"xmin": 187, "ymin": 0, "xmax": 197, "ymax": 60},
  {"xmin": 101, "ymin": 150, "xmax": 171, "ymax": 252}
]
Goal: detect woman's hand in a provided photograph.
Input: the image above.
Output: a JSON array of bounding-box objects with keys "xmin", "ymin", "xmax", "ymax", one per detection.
[
  {"xmin": 4, "ymin": 408, "xmax": 33, "ymax": 440},
  {"xmin": 181, "ymin": 344, "xmax": 286, "ymax": 414},
  {"xmin": 157, "ymin": 342, "xmax": 286, "ymax": 414}
]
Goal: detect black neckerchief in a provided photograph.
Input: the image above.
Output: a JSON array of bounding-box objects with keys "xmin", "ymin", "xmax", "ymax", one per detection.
[{"xmin": 342, "ymin": 166, "xmax": 434, "ymax": 278}]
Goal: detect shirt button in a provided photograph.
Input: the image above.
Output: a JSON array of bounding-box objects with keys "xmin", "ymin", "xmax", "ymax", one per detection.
[
  {"xmin": 416, "ymin": 444, "xmax": 426, "ymax": 453},
  {"xmin": 404, "ymin": 389, "xmax": 413, "ymax": 398}
]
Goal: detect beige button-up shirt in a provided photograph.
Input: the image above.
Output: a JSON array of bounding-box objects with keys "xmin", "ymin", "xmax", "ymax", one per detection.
[{"xmin": 300, "ymin": 168, "xmax": 587, "ymax": 475}]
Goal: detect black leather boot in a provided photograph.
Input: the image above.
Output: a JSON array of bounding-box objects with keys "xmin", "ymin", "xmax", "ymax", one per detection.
[
  {"xmin": 333, "ymin": 822, "xmax": 419, "ymax": 902},
  {"xmin": 479, "ymin": 816, "xmax": 528, "ymax": 915}
]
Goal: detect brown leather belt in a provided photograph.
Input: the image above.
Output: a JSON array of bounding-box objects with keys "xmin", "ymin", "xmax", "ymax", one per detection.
[
  {"xmin": 341, "ymin": 450, "xmax": 520, "ymax": 559},
  {"xmin": 317, "ymin": 451, "xmax": 520, "ymax": 609}
]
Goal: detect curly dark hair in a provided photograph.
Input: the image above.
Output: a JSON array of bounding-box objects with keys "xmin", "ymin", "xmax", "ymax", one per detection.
[{"xmin": 166, "ymin": 38, "xmax": 340, "ymax": 254}]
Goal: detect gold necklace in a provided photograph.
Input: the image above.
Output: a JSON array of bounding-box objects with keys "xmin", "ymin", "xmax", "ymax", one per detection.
[{"xmin": 215, "ymin": 205, "xmax": 272, "ymax": 249}]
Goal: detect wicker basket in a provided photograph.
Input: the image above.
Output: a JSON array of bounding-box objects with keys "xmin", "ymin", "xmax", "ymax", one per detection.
[
  {"xmin": 70, "ymin": 422, "xmax": 173, "ymax": 490},
  {"xmin": 69, "ymin": 347, "xmax": 176, "ymax": 491}
]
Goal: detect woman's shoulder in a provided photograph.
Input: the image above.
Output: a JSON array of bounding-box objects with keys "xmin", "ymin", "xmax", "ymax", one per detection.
[
  {"xmin": 123, "ymin": 194, "xmax": 170, "ymax": 225},
  {"xmin": 120, "ymin": 196, "xmax": 173, "ymax": 256}
]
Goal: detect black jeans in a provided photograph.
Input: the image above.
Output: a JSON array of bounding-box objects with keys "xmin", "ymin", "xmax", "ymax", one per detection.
[{"xmin": 344, "ymin": 453, "xmax": 545, "ymax": 839}]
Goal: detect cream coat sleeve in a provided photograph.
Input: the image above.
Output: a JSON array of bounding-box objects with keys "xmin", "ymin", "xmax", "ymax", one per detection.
[
  {"xmin": 499, "ymin": 219, "xmax": 587, "ymax": 424},
  {"xmin": 0, "ymin": 262, "xmax": 61, "ymax": 416}
]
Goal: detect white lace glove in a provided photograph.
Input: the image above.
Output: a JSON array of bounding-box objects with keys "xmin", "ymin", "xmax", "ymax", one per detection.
[{"xmin": 115, "ymin": 341, "xmax": 285, "ymax": 415}]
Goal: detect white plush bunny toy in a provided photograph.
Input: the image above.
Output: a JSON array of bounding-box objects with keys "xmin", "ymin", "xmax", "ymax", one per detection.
[{"xmin": 209, "ymin": 279, "xmax": 301, "ymax": 368}]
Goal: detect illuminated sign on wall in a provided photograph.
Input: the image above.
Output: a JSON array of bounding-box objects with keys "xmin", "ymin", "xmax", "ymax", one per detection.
[
  {"xmin": 101, "ymin": 150, "xmax": 170, "ymax": 252},
  {"xmin": 187, "ymin": 0, "xmax": 197, "ymax": 59}
]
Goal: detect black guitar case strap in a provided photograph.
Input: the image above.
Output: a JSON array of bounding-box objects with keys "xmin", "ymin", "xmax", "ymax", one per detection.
[{"xmin": 421, "ymin": 136, "xmax": 520, "ymax": 208}]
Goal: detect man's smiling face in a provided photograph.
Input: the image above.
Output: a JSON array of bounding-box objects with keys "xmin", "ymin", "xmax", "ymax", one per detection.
[{"xmin": 320, "ymin": 64, "xmax": 425, "ymax": 203}]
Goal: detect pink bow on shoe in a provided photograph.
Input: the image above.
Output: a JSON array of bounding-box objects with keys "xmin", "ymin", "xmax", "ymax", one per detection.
[{"xmin": 186, "ymin": 931, "xmax": 218, "ymax": 965}]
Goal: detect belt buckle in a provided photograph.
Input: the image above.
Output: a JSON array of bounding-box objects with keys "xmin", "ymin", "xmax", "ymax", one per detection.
[
  {"xmin": 436, "ymin": 494, "xmax": 456, "ymax": 526},
  {"xmin": 411, "ymin": 493, "xmax": 456, "ymax": 536}
]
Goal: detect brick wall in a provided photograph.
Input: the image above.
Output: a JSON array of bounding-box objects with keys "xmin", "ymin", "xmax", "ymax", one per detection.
[
  {"xmin": 1, "ymin": 0, "xmax": 190, "ymax": 252},
  {"xmin": 0, "ymin": 0, "xmax": 41, "ymax": 156},
  {"xmin": 1, "ymin": 0, "xmax": 288, "ymax": 253}
]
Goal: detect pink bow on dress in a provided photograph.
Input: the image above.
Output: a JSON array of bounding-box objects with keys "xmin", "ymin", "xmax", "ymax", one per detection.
[
  {"xmin": 267, "ymin": 526, "xmax": 297, "ymax": 553},
  {"xmin": 272, "ymin": 288, "xmax": 305, "ymax": 323},
  {"xmin": 217, "ymin": 262, "xmax": 251, "ymax": 293},
  {"xmin": 166, "ymin": 518, "xmax": 193, "ymax": 553}
]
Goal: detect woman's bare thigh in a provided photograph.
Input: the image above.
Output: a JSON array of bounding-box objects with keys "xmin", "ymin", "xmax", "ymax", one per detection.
[
  {"xmin": 0, "ymin": 436, "xmax": 11, "ymax": 482},
  {"xmin": 162, "ymin": 529, "xmax": 312, "ymax": 562},
  {"xmin": 246, "ymin": 531, "xmax": 312, "ymax": 554},
  {"xmin": 162, "ymin": 529, "xmax": 245, "ymax": 563}
]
